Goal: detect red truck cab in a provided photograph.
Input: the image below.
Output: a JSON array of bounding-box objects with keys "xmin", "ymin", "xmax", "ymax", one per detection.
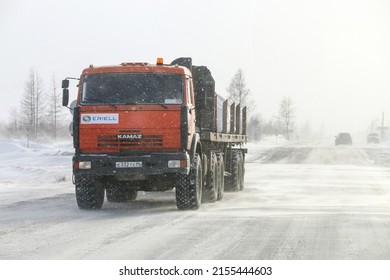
[
  {"xmin": 77, "ymin": 62, "xmax": 195, "ymax": 154},
  {"xmin": 63, "ymin": 59, "xmax": 198, "ymax": 209}
]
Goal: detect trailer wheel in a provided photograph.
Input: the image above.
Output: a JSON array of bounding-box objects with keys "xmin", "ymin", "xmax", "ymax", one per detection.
[
  {"xmin": 176, "ymin": 153, "xmax": 202, "ymax": 210},
  {"xmin": 225, "ymin": 151, "xmax": 240, "ymax": 192},
  {"xmin": 75, "ymin": 175, "xmax": 105, "ymax": 209},
  {"xmin": 202, "ymin": 152, "xmax": 218, "ymax": 203},
  {"xmin": 239, "ymin": 153, "xmax": 245, "ymax": 191},
  {"xmin": 217, "ymin": 153, "xmax": 224, "ymax": 201}
]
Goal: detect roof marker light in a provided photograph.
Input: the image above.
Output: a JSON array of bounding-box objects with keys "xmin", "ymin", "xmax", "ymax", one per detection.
[{"xmin": 156, "ymin": 57, "xmax": 164, "ymax": 65}]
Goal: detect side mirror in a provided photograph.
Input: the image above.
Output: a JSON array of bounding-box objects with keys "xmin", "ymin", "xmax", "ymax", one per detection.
[
  {"xmin": 62, "ymin": 79, "xmax": 69, "ymax": 89},
  {"xmin": 62, "ymin": 89, "xmax": 69, "ymax": 106}
]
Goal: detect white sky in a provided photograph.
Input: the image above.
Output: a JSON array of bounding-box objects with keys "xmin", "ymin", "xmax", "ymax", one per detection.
[{"xmin": 1, "ymin": 0, "xmax": 390, "ymax": 135}]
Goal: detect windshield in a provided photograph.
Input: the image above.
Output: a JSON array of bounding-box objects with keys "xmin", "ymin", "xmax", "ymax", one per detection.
[
  {"xmin": 80, "ymin": 73, "xmax": 184, "ymax": 105},
  {"xmin": 339, "ymin": 133, "xmax": 351, "ymax": 138}
]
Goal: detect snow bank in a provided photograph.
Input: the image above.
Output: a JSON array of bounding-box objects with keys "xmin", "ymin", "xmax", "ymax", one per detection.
[
  {"xmin": 245, "ymin": 136, "xmax": 289, "ymax": 162},
  {"xmin": 0, "ymin": 138, "xmax": 74, "ymax": 205},
  {"xmin": 303, "ymin": 146, "xmax": 370, "ymax": 165}
]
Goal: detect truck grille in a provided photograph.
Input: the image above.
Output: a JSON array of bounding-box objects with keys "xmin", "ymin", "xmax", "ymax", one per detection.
[{"xmin": 97, "ymin": 130, "xmax": 163, "ymax": 148}]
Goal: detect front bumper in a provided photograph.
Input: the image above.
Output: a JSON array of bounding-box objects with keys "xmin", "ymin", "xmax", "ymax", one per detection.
[{"xmin": 73, "ymin": 151, "xmax": 190, "ymax": 177}]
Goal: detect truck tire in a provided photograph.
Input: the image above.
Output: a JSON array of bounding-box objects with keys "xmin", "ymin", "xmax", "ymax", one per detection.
[
  {"xmin": 126, "ymin": 189, "xmax": 138, "ymax": 201},
  {"xmin": 75, "ymin": 175, "xmax": 105, "ymax": 209},
  {"xmin": 106, "ymin": 185, "xmax": 138, "ymax": 202},
  {"xmin": 225, "ymin": 151, "xmax": 240, "ymax": 192},
  {"xmin": 239, "ymin": 152, "xmax": 245, "ymax": 191},
  {"xmin": 202, "ymin": 152, "xmax": 218, "ymax": 203},
  {"xmin": 217, "ymin": 153, "xmax": 224, "ymax": 201},
  {"xmin": 176, "ymin": 153, "xmax": 202, "ymax": 210}
]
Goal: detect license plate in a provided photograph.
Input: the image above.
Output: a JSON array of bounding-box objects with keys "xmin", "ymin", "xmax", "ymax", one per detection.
[{"xmin": 116, "ymin": 162, "xmax": 142, "ymax": 168}]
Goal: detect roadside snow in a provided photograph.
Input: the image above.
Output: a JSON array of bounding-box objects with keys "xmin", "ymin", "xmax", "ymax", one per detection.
[{"xmin": 0, "ymin": 138, "xmax": 74, "ymax": 205}]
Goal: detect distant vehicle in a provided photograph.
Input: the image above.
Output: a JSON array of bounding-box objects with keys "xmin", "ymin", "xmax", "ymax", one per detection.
[
  {"xmin": 335, "ymin": 132, "xmax": 352, "ymax": 145},
  {"xmin": 367, "ymin": 133, "xmax": 380, "ymax": 143}
]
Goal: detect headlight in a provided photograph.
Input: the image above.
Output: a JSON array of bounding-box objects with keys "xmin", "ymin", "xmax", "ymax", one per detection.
[
  {"xmin": 168, "ymin": 160, "xmax": 181, "ymax": 168},
  {"xmin": 79, "ymin": 161, "xmax": 92, "ymax": 169}
]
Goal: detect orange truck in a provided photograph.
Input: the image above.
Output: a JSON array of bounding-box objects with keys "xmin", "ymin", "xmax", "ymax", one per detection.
[{"xmin": 62, "ymin": 57, "xmax": 247, "ymax": 210}]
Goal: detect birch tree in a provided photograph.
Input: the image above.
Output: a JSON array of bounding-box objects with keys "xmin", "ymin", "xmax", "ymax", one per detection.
[
  {"xmin": 278, "ymin": 96, "xmax": 295, "ymax": 140},
  {"xmin": 226, "ymin": 68, "xmax": 251, "ymax": 110}
]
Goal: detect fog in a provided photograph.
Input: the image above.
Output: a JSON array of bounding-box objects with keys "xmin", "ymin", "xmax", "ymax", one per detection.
[{"xmin": 1, "ymin": 0, "xmax": 390, "ymax": 137}]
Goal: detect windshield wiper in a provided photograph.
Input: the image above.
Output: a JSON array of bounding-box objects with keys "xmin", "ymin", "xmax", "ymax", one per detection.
[
  {"xmin": 82, "ymin": 98, "xmax": 118, "ymax": 108},
  {"xmin": 125, "ymin": 100, "xmax": 168, "ymax": 109}
]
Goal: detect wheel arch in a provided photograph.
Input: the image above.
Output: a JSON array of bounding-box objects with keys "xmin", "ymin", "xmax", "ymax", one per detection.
[
  {"xmin": 190, "ymin": 133, "xmax": 202, "ymax": 160},
  {"xmin": 190, "ymin": 133, "xmax": 207, "ymax": 177}
]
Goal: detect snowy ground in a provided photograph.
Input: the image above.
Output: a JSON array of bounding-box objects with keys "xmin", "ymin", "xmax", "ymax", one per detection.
[
  {"xmin": 2, "ymin": 137, "xmax": 390, "ymax": 260},
  {"xmin": 0, "ymin": 138, "xmax": 74, "ymax": 205}
]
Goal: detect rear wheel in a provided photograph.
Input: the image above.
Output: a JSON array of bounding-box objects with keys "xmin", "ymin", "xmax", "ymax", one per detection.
[
  {"xmin": 75, "ymin": 175, "xmax": 105, "ymax": 210},
  {"xmin": 126, "ymin": 189, "xmax": 138, "ymax": 201},
  {"xmin": 202, "ymin": 152, "xmax": 218, "ymax": 203},
  {"xmin": 239, "ymin": 153, "xmax": 245, "ymax": 191},
  {"xmin": 225, "ymin": 151, "xmax": 241, "ymax": 192},
  {"xmin": 176, "ymin": 153, "xmax": 202, "ymax": 210},
  {"xmin": 216, "ymin": 153, "xmax": 224, "ymax": 201}
]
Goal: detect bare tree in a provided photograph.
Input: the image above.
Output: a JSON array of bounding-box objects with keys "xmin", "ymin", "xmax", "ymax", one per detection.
[
  {"xmin": 248, "ymin": 114, "xmax": 262, "ymax": 142},
  {"xmin": 21, "ymin": 69, "xmax": 35, "ymax": 141},
  {"xmin": 8, "ymin": 106, "xmax": 20, "ymax": 136},
  {"xmin": 47, "ymin": 74, "xmax": 62, "ymax": 139},
  {"xmin": 278, "ymin": 96, "xmax": 295, "ymax": 140},
  {"xmin": 20, "ymin": 69, "xmax": 46, "ymax": 141},
  {"xmin": 35, "ymin": 72, "xmax": 45, "ymax": 136},
  {"xmin": 226, "ymin": 69, "xmax": 251, "ymax": 110}
]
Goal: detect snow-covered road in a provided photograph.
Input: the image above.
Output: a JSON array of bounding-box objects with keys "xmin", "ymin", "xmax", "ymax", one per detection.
[{"xmin": 1, "ymin": 140, "xmax": 390, "ymax": 259}]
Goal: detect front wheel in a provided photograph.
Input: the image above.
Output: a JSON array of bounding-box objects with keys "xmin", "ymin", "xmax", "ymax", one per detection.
[
  {"xmin": 75, "ymin": 175, "xmax": 105, "ymax": 210},
  {"xmin": 176, "ymin": 153, "xmax": 203, "ymax": 210}
]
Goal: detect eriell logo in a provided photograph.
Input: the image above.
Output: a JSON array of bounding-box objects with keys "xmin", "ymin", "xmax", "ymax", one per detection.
[
  {"xmin": 82, "ymin": 115, "xmax": 91, "ymax": 122},
  {"xmin": 117, "ymin": 134, "xmax": 143, "ymax": 139},
  {"xmin": 92, "ymin": 116, "xmax": 117, "ymax": 121},
  {"xmin": 81, "ymin": 113, "xmax": 118, "ymax": 124}
]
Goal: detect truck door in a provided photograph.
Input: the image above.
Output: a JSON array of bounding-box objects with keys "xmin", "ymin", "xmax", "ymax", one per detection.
[{"xmin": 186, "ymin": 76, "xmax": 196, "ymax": 150}]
